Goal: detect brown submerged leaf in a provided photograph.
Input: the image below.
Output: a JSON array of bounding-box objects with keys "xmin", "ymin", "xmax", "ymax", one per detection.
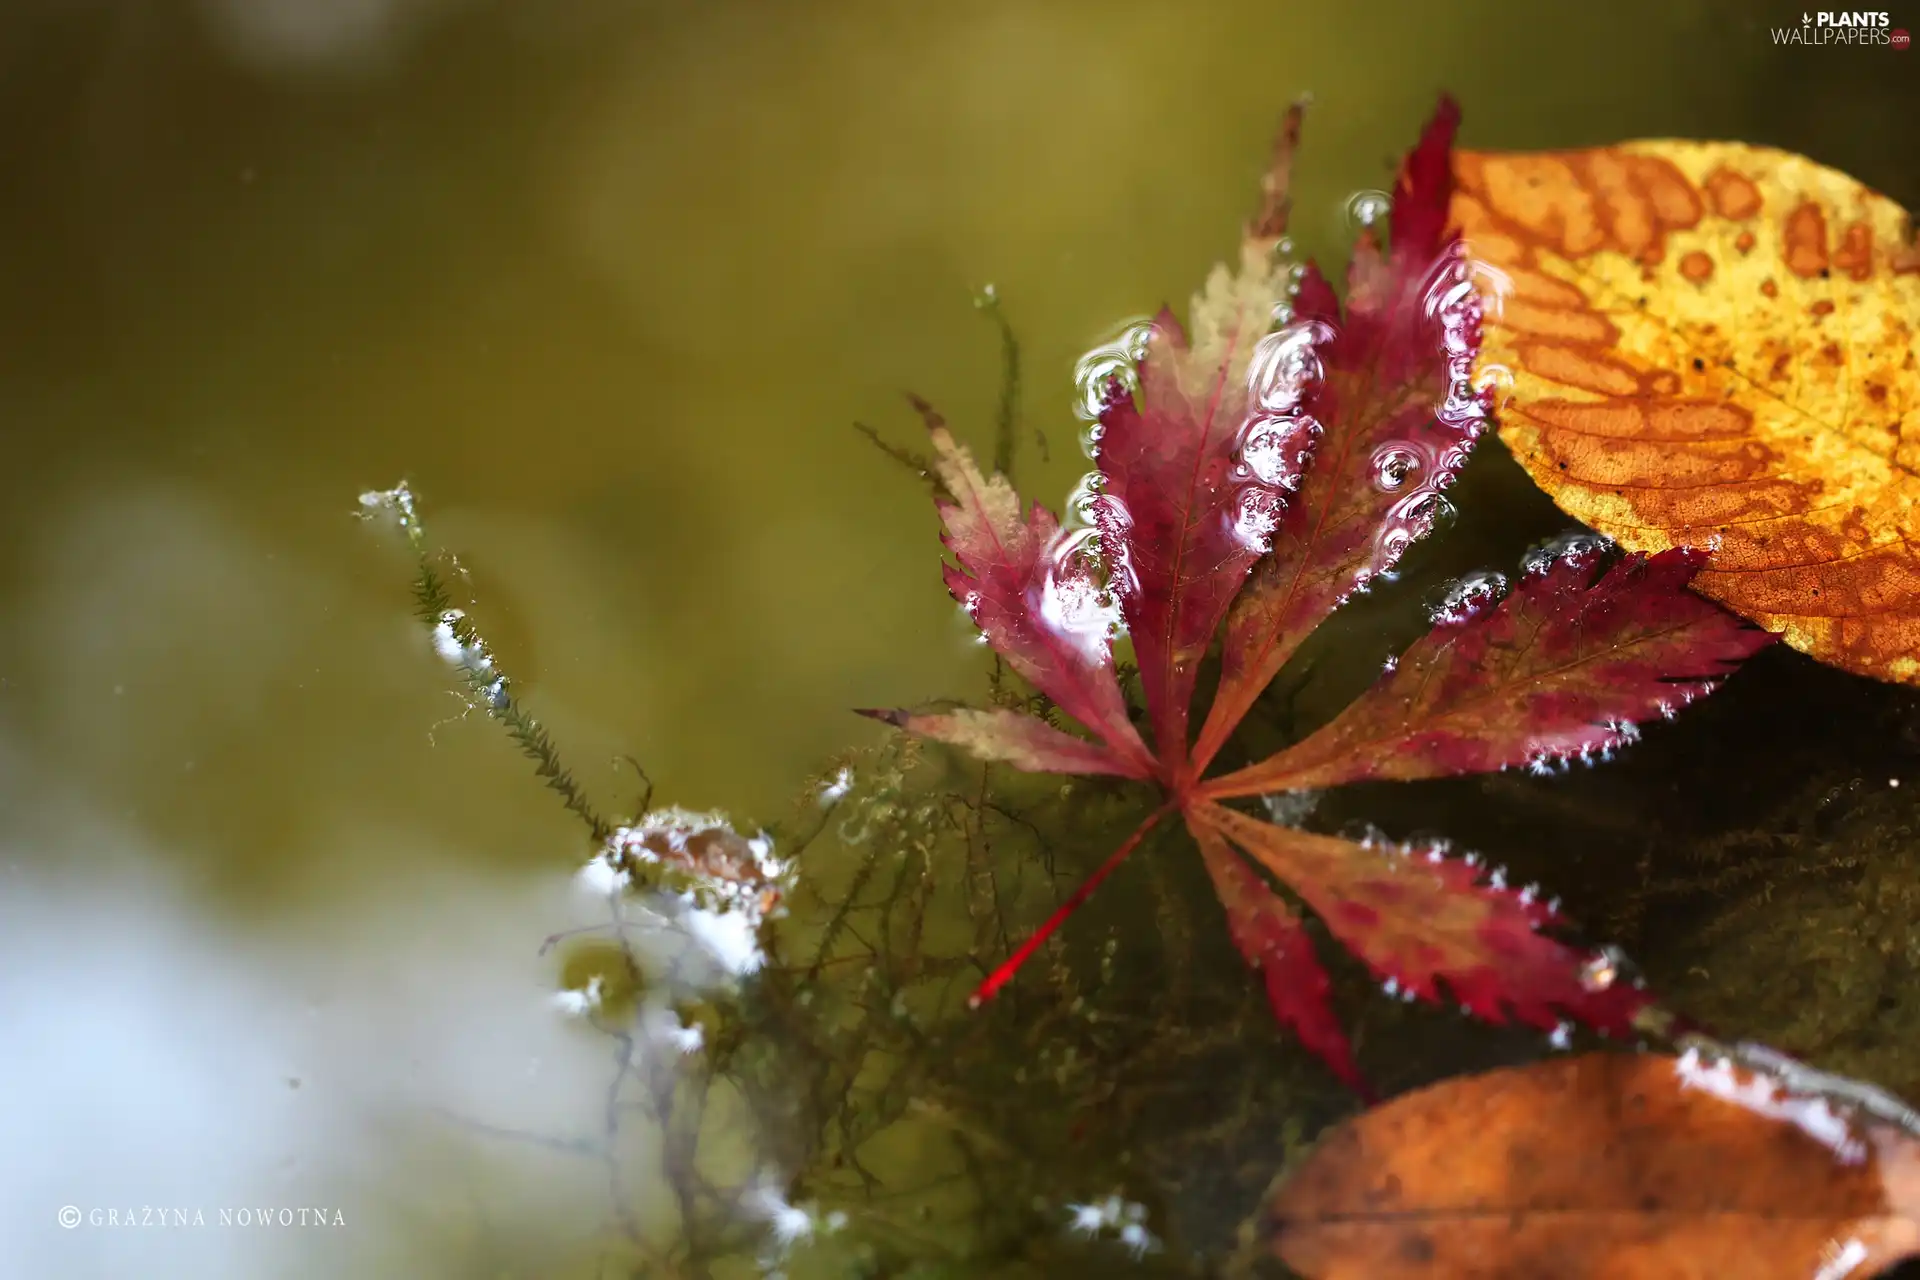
[
  {"xmin": 1265, "ymin": 1051, "xmax": 1920, "ymax": 1279},
  {"xmin": 1452, "ymin": 141, "xmax": 1920, "ymax": 683}
]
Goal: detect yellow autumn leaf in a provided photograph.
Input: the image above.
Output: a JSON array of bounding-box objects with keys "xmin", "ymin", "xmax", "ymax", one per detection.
[{"xmin": 1451, "ymin": 141, "xmax": 1920, "ymax": 682}]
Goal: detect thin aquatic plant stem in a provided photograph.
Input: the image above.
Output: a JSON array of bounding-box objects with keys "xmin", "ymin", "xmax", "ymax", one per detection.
[{"xmin": 361, "ymin": 480, "xmax": 614, "ymax": 843}]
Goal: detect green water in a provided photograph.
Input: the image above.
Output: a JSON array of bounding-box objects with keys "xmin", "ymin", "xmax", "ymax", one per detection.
[{"xmin": 4, "ymin": 1, "xmax": 1920, "ymax": 1276}]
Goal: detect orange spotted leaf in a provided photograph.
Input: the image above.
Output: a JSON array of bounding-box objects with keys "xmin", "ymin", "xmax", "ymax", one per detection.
[
  {"xmin": 1452, "ymin": 141, "xmax": 1920, "ymax": 683},
  {"xmin": 1265, "ymin": 1051, "xmax": 1920, "ymax": 1279}
]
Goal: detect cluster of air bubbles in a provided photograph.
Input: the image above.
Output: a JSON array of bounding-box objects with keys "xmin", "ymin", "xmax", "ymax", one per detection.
[
  {"xmin": 1072, "ymin": 318, "xmax": 1156, "ymax": 432},
  {"xmin": 1248, "ymin": 319, "xmax": 1333, "ymax": 416},
  {"xmin": 1272, "ymin": 260, "xmax": 1312, "ymax": 320},
  {"xmin": 657, "ymin": 1006, "xmax": 707, "ymax": 1056},
  {"xmin": 818, "ymin": 765, "xmax": 854, "ymax": 806},
  {"xmin": 1673, "ymin": 1049, "xmax": 1868, "ymax": 1166},
  {"xmin": 552, "ymin": 974, "xmax": 605, "ymax": 1018},
  {"xmin": 1344, "ymin": 246, "xmax": 1496, "ymax": 592},
  {"xmin": 1521, "ymin": 530, "xmax": 1611, "ymax": 577},
  {"xmin": 1236, "ymin": 413, "xmax": 1323, "ymax": 492},
  {"xmin": 1261, "ymin": 790, "xmax": 1320, "ymax": 827},
  {"xmin": 1465, "ymin": 256, "xmax": 1514, "ymax": 324},
  {"xmin": 1228, "ymin": 485, "xmax": 1285, "ymax": 552},
  {"xmin": 1221, "ymin": 318, "xmax": 1334, "ymax": 553},
  {"xmin": 1344, "ymin": 188, "xmax": 1392, "ymax": 229},
  {"xmin": 1063, "ymin": 1196, "xmax": 1158, "ymax": 1258},
  {"xmin": 1578, "ymin": 945, "xmax": 1645, "ymax": 994},
  {"xmin": 1523, "ymin": 738, "xmax": 1624, "ymax": 776},
  {"xmin": 431, "ymin": 608, "xmax": 487, "ymax": 669},
  {"xmin": 1063, "ymin": 469, "xmax": 1125, "ymax": 536},
  {"xmin": 1427, "ymin": 570, "xmax": 1509, "ymax": 626},
  {"xmin": 1599, "ymin": 717, "xmax": 1642, "ymax": 746},
  {"xmin": 1036, "ymin": 527, "xmax": 1125, "ymax": 658},
  {"xmin": 1472, "ymin": 361, "xmax": 1516, "ymax": 412},
  {"xmin": 1354, "ymin": 438, "xmax": 1467, "ymax": 590},
  {"xmin": 1338, "ymin": 820, "xmax": 1393, "ymax": 851},
  {"xmin": 1379, "ymin": 976, "xmax": 1421, "ymax": 1003},
  {"xmin": 1423, "ymin": 243, "xmax": 1498, "ymax": 439},
  {"xmin": 582, "ymin": 808, "xmax": 789, "ymax": 975},
  {"xmin": 357, "ymin": 481, "xmax": 419, "ymax": 532},
  {"xmin": 1053, "ymin": 473, "xmax": 1136, "ymax": 627},
  {"xmin": 430, "ymin": 608, "xmax": 509, "ymax": 711},
  {"xmin": 745, "ymin": 1177, "xmax": 848, "ymax": 1270}
]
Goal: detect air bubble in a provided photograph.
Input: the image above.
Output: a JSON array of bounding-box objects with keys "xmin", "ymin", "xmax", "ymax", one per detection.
[
  {"xmin": 1371, "ymin": 444, "xmax": 1424, "ymax": 493},
  {"xmin": 1247, "ymin": 319, "xmax": 1334, "ymax": 415},
  {"xmin": 1072, "ymin": 318, "xmax": 1156, "ymax": 422},
  {"xmin": 1472, "ymin": 362, "xmax": 1515, "ymax": 409},
  {"xmin": 1344, "ymin": 189, "xmax": 1392, "ymax": 229},
  {"xmin": 1036, "ymin": 527, "xmax": 1124, "ymax": 657},
  {"xmin": 1064, "ymin": 470, "xmax": 1109, "ymax": 529},
  {"xmin": 1403, "ymin": 491, "xmax": 1458, "ymax": 536}
]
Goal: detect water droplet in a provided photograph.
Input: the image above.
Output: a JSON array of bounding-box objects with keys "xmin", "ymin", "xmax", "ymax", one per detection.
[
  {"xmin": 1344, "ymin": 188, "xmax": 1392, "ymax": 229},
  {"xmin": 1428, "ymin": 570, "xmax": 1508, "ymax": 625}
]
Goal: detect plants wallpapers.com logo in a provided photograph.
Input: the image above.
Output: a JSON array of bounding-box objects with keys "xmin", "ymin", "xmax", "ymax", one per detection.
[{"xmin": 1772, "ymin": 11, "xmax": 1911, "ymax": 44}]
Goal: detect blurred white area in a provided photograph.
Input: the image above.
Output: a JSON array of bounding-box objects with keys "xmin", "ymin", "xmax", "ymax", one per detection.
[
  {"xmin": 193, "ymin": 0, "xmax": 460, "ymax": 76},
  {"xmin": 0, "ymin": 482, "xmax": 699, "ymax": 1277},
  {"xmin": 0, "ymin": 806, "xmax": 640, "ymax": 1277}
]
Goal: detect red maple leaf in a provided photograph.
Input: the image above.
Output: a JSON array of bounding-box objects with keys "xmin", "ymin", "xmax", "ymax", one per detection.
[{"xmin": 860, "ymin": 97, "xmax": 1773, "ymax": 1094}]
